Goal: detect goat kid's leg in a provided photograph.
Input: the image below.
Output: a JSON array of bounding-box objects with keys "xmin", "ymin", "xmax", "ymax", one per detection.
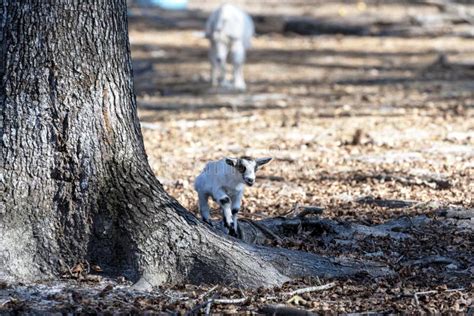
[
  {"xmin": 215, "ymin": 192, "xmax": 237, "ymax": 236},
  {"xmin": 230, "ymin": 190, "xmax": 243, "ymax": 236},
  {"xmin": 231, "ymin": 41, "xmax": 246, "ymax": 91},
  {"xmin": 231, "ymin": 208, "xmax": 240, "ymax": 238},
  {"xmin": 219, "ymin": 197, "xmax": 234, "ymax": 233},
  {"xmin": 198, "ymin": 191, "xmax": 212, "ymax": 225}
]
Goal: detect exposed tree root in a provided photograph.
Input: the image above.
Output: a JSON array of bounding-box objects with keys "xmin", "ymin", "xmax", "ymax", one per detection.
[
  {"xmin": 186, "ymin": 212, "xmax": 440, "ymax": 288},
  {"xmin": 402, "ymin": 255, "xmax": 462, "ymax": 268}
]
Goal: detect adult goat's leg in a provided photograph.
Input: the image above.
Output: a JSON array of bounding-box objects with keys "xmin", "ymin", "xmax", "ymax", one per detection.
[{"xmin": 231, "ymin": 41, "xmax": 246, "ymax": 90}]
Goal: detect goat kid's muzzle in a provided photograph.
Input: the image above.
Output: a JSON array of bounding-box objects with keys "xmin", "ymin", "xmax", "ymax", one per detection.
[{"xmin": 244, "ymin": 178, "xmax": 255, "ymax": 186}]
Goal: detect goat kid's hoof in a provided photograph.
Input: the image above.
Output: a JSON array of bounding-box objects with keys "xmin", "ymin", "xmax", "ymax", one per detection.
[
  {"xmin": 224, "ymin": 221, "xmax": 238, "ymax": 237},
  {"xmin": 228, "ymin": 227, "xmax": 239, "ymax": 238},
  {"xmin": 203, "ymin": 219, "xmax": 214, "ymax": 227},
  {"xmin": 225, "ymin": 222, "xmax": 239, "ymax": 238}
]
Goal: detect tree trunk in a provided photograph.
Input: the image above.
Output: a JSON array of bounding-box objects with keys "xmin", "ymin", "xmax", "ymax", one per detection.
[{"xmin": 0, "ymin": 1, "xmax": 391, "ymax": 289}]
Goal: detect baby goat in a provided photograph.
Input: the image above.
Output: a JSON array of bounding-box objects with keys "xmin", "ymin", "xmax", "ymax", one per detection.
[
  {"xmin": 194, "ymin": 156, "xmax": 272, "ymax": 237},
  {"xmin": 205, "ymin": 4, "xmax": 254, "ymax": 90}
]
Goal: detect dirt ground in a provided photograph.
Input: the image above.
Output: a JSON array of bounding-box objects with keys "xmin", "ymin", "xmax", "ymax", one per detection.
[{"xmin": 1, "ymin": 0, "xmax": 473, "ymax": 314}]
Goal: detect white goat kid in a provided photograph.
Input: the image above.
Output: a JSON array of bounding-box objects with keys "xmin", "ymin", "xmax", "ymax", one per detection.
[
  {"xmin": 205, "ymin": 4, "xmax": 254, "ymax": 90},
  {"xmin": 194, "ymin": 156, "xmax": 272, "ymax": 237}
]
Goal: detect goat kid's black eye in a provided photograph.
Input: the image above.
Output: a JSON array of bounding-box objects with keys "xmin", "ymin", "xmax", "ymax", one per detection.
[{"xmin": 239, "ymin": 166, "xmax": 246, "ymax": 173}]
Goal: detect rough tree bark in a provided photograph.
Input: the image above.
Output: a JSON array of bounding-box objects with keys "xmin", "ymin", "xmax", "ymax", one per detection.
[{"xmin": 0, "ymin": 1, "xmax": 390, "ymax": 289}]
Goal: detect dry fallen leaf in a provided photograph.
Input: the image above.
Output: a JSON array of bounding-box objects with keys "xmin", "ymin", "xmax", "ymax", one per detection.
[
  {"xmin": 286, "ymin": 295, "xmax": 307, "ymax": 305},
  {"xmin": 91, "ymin": 265, "xmax": 103, "ymax": 272}
]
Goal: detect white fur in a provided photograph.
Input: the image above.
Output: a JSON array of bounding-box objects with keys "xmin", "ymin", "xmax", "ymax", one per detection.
[
  {"xmin": 205, "ymin": 4, "xmax": 254, "ymax": 90},
  {"xmin": 194, "ymin": 157, "xmax": 271, "ymax": 236}
]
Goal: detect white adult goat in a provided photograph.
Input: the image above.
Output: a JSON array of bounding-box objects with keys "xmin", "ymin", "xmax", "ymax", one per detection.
[
  {"xmin": 194, "ymin": 156, "xmax": 272, "ymax": 237},
  {"xmin": 205, "ymin": 4, "xmax": 254, "ymax": 90}
]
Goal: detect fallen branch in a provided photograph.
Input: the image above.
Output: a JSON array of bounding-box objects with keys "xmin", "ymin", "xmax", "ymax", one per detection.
[
  {"xmin": 357, "ymin": 196, "xmax": 416, "ymax": 209},
  {"xmin": 234, "ymin": 214, "xmax": 430, "ymax": 245},
  {"xmin": 437, "ymin": 208, "xmax": 474, "ymax": 219},
  {"xmin": 285, "ymin": 282, "xmax": 337, "ymax": 296},
  {"xmin": 296, "ymin": 206, "xmax": 324, "ymax": 218},
  {"xmin": 402, "ymin": 255, "xmax": 461, "ymax": 268}
]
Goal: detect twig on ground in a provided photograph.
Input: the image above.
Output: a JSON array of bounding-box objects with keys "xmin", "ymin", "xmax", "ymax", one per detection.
[
  {"xmin": 84, "ymin": 260, "xmax": 91, "ymax": 274},
  {"xmin": 187, "ymin": 297, "xmax": 213, "ymax": 316},
  {"xmin": 213, "ymin": 297, "xmax": 248, "ymax": 304},
  {"xmin": 413, "ymin": 288, "xmax": 468, "ymax": 307},
  {"xmin": 187, "ymin": 296, "xmax": 246, "ymax": 314},
  {"xmin": 395, "ymin": 255, "xmax": 405, "ymax": 264},
  {"xmin": 414, "ymin": 290, "xmax": 438, "ymax": 306},
  {"xmin": 285, "ymin": 282, "xmax": 337, "ymax": 296},
  {"xmin": 1, "ymin": 299, "xmax": 12, "ymax": 307},
  {"xmin": 199, "ymin": 285, "xmax": 218, "ymax": 299},
  {"xmin": 316, "ymin": 276, "xmax": 322, "ymax": 285},
  {"xmin": 189, "ymin": 292, "xmax": 220, "ymax": 316},
  {"xmin": 204, "ymin": 300, "xmax": 213, "ymax": 315},
  {"xmin": 238, "ymin": 284, "xmax": 246, "ymax": 298},
  {"xmin": 65, "ymin": 264, "xmax": 75, "ymax": 278}
]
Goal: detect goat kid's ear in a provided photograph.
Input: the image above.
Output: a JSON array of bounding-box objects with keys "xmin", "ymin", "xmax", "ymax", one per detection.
[
  {"xmin": 256, "ymin": 157, "xmax": 272, "ymax": 166},
  {"xmin": 225, "ymin": 157, "xmax": 238, "ymax": 167}
]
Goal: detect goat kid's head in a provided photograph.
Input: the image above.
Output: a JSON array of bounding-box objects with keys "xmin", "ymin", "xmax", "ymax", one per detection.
[{"xmin": 225, "ymin": 156, "xmax": 272, "ymax": 186}]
